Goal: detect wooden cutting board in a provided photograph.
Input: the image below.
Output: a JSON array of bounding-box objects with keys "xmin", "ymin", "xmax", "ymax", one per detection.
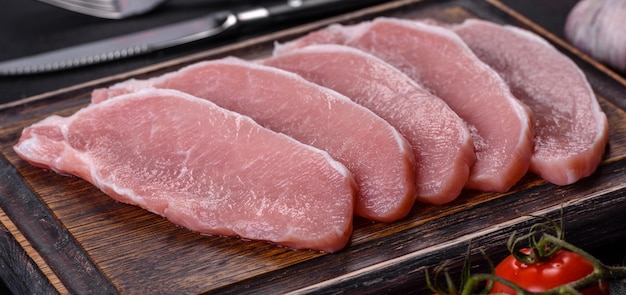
[{"xmin": 2, "ymin": 0, "xmax": 626, "ymax": 294}]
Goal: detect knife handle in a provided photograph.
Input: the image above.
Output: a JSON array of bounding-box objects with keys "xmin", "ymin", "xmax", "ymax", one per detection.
[{"xmin": 242, "ymin": 0, "xmax": 384, "ymax": 23}]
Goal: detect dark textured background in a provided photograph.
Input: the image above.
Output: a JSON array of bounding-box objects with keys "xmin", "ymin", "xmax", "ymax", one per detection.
[{"xmin": 1, "ymin": 0, "xmax": 625, "ymax": 293}]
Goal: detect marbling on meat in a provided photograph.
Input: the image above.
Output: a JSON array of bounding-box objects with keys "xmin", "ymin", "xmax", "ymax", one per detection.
[
  {"xmin": 14, "ymin": 89, "xmax": 357, "ymax": 252},
  {"xmin": 93, "ymin": 57, "xmax": 417, "ymax": 222},
  {"xmin": 277, "ymin": 18, "xmax": 536, "ymax": 193},
  {"xmin": 264, "ymin": 44, "xmax": 475, "ymax": 204},
  {"xmin": 454, "ymin": 19, "xmax": 609, "ymax": 185}
]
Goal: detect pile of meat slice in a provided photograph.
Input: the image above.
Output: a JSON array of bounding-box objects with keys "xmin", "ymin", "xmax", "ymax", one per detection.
[{"xmin": 13, "ymin": 17, "xmax": 609, "ymax": 252}]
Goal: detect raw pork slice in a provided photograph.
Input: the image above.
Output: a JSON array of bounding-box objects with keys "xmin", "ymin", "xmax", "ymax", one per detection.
[
  {"xmin": 453, "ymin": 19, "xmax": 609, "ymax": 185},
  {"xmin": 92, "ymin": 57, "xmax": 416, "ymax": 222},
  {"xmin": 263, "ymin": 44, "xmax": 475, "ymax": 204},
  {"xmin": 277, "ymin": 17, "xmax": 535, "ymax": 192},
  {"xmin": 13, "ymin": 89, "xmax": 357, "ymax": 252}
]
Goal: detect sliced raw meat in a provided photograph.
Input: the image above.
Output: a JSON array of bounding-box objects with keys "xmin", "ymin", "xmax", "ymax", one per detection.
[
  {"xmin": 13, "ymin": 89, "xmax": 357, "ymax": 252},
  {"xmin": 92, "ymin": 57, "xmax": 416, "ymax": 222},
  {"xmin": 277, "ymin": 17, "xmax": 535, "ymax": 192},
  {"xmin": 453, "ymin": 19, "xmax": 609, "ymax": 185},
  {"xmin": 263, "ymin": 44, "xmax": 475, "ymax": 204}
]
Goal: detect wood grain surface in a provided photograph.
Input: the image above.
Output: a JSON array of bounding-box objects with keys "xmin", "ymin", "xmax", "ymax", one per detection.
[{"xmin": 1, "ymin": 0, "xmax": 625, "ymax": 294}]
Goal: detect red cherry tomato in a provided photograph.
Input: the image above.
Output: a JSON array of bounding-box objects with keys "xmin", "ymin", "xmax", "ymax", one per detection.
[{"xmin": 490, "ymin": 248, "xmax": 609, "ymax": 295}]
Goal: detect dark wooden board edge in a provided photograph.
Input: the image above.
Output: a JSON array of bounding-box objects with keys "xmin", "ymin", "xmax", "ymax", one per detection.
[
  {"xmin": 0, "ymin": 155, "xmax": 118, "ymax": 295},
  {"xmin": 0, "ymin": 0, "xmax": 625, "ymax": 294},
  {"xmin": 0, "ymin": 215, "xmax": 59, "ymax": 295}
]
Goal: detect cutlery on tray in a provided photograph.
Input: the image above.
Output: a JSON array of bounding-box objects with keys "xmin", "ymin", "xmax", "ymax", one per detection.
[
  {"xmin": 1, "ymin": 0, "xmax": 386, "ymax": 75},
  {"xmin": 37, "ymin": 0, "xmax": 167, "ymax": 19}
]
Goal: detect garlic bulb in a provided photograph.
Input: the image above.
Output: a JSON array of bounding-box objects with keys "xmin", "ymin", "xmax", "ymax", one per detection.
[{"xmin": 565, "ymin": 0, "xmax": 626, "ymax": 73}]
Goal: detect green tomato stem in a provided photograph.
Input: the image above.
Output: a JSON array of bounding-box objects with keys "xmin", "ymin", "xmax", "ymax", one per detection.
[{"xmin": 461, "ymin": 234, "xmax": 626, "ymax": 295}]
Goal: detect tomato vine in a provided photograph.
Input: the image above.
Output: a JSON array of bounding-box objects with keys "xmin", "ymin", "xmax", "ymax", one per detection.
[{"xmin": 426, "ymin": 216, "xmax": 626, "ymax": 295}]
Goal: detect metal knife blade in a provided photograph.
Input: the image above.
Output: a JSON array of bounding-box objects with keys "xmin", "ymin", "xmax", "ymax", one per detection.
[
  {"xmin": 0, "ymin": 13, "xmax": 236, "ymax": 76},
  {"xmin": 0, "ymin": 0, "xmax": 384, "ymax": 76}
]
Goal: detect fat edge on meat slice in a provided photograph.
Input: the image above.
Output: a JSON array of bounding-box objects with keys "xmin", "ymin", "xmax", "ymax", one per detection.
[
  {"xmin": 263, "ymin": 44, "xmax": 476, "ymax": 205},
  {"xmin": 91, "ymin": 57, "xmax": 417, "ymax": 223},
  {"xmin": 13, "ymin": 89, "xmax": 357, "ymax": 252},
  {"xmin": 276, "ymin": 17, "xmax": 536, "ymax": 193},
  {"xmin": 453, "ymin": 19, "xmax": 609, "ymax": 185}
]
